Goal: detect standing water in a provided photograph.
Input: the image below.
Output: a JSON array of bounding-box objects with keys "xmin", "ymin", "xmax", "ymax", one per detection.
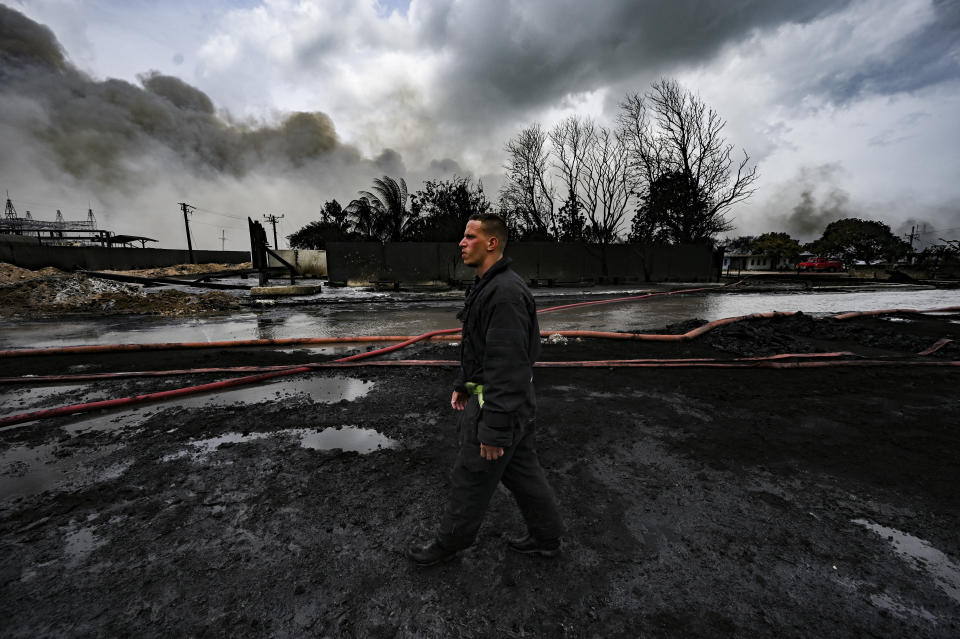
[{"xmin": 0, "ymin": 285, "xmax": 957, "ymax": 348}]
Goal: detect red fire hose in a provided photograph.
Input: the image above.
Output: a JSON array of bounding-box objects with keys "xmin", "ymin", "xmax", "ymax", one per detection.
[
  {"xmin": 0, "ymin": 328, "xmax": 458, "ymax": 428},
  {"xmin": 1, "ymin": 303, "xmax": 957, "ymax": 429}
]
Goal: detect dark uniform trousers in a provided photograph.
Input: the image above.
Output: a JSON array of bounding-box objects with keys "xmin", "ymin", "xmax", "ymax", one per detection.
[{"xmin": 437, "ymin": 395, "xmax": 564, "ymax": 550}]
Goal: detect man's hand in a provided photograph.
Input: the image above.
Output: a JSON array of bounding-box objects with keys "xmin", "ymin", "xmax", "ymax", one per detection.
[
  {"xmin": 451, "ymin": 390, "xmax": 468, "ymax": 410},
  {"xmin": 480, "ymin": 443, "xmax": 504, "ymax": 460}
]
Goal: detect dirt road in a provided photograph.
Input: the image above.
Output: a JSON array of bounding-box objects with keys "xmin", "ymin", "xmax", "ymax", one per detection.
[{"xmin": 1, "ymin": 312, "xmax": 959, "ymax": 637}]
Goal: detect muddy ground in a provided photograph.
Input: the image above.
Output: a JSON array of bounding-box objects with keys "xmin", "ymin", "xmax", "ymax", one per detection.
[{"xmin": 1, "ymin": 312, "xmax": 959, "ymax": 637}]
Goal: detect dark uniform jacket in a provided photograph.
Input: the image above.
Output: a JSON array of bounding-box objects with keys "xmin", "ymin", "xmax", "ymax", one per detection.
[{"xmin": 454, "ymin": 257, "xmax": 541, "ymax": 447}]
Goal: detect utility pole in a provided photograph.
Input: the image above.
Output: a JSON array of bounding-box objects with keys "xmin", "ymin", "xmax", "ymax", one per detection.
[
  {"xmin": 219, "ymin": 229, "xmax": 227, "ymax": 251},
  {"xmin": 178, "ymin": 202, "xmax": 195, "ymax": 263},
  {"xmin": 263, "ymin": 213, "xmax": 284, "ymax": 249},
  {"xmin": 905, "ymin": 225, "xmax": 919, "ymax": 249}
]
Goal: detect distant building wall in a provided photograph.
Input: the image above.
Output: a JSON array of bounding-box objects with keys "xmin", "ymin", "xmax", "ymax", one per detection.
[
  {"xmin": 722, "ymin": 254, "xmax": 794, "ymax": 272},
  {"xmin": 0, "ymin": 239, "xmax": 249, "ymax": 270},
  {"xmin": 267, "ymin": 249, "xmax": 327, "ymax": 276},
  {"xmin": 326, "ymin": 242, "xmax": 720, "ymax": 284}
]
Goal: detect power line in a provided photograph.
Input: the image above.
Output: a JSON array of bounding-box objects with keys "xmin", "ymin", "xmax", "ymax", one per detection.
[
  {"xmin": 192, "ymin": 205, "xmax": 247, "ymax": 221},
  {"xmin": 917, "ymin": 225, "xmax": 960, "ymax": 236}
]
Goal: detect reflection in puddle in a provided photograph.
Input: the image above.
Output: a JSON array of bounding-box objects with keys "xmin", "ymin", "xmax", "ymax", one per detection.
[
  {"xmin": 296, "ymin": 426, "xmax": 396, "ymax": 453},
  {"xmin": 38, "ymin": 375, "xmax": 375, "ymax": 436},
  {"xmin": 853, "ymin": 518, "xmax": 960, "ymax": 604},
  {"xmin": 164, "ymin": 426, "xmax": 397, "ymax": 461},
  {"xmin": 160, "ymin": 375, "xmax": 374, "ymax": 409}
]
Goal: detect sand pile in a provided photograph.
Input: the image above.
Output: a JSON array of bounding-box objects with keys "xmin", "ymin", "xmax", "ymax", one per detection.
[
  {"xmin": 0, "ymin": 262, "xmax": 61, "ymax": 284},
  {"xmin": 0, "ymin": 273, "xmax": 240, "ymax": 317}
]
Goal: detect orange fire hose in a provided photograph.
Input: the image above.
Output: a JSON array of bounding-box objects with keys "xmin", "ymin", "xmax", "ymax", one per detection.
[
  {"xmin": 0, "ymin": 351, "xmax": 861, "ymax": 384},
  {"xmin": 0, "ymin": 328, "xmax": 459, "ymax": 428},
  {"xmin": 1, "ymin": 302, "xmax": 957, "ymax": 429}
]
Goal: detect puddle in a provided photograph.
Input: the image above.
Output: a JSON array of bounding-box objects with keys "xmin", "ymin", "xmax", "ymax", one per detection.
[
  {"xmin": 162, "ymin": 431, "xmax": 272, "ymax": 461},
  {"xmin": 61, "ymin": 407, "xmax": 156, "ymax": 435},
  {"xmin": 164, "ymin": 426, "xmax": 397, "ymax": 462},
  {"xmin": 295, "ymin": 426, "xmax": 397, "ymax": 453},
  {"xmin": 0, "ymin": 442, "xmax": 123, "ymax": 501},
  {"xmin": 880, "ymin": 317, "xmax": 914, "ymax": 323},
  {"xmin": 2, "ymin": 288, "xmax": 957, "ymax": 349},
  {"xmin": 0, "ymin": 384, "xmax": 106, "ymax": 416},
  {"xmin": 3, "ymin": 376, "xmax": 374, "ymax": 435},
  {"xmin": 853, "ymin": 519, "xmax": 960, "ymax": 604},
  {"xmin": 164, "ymin": 374, "xmax": 374, "ymax": 409}
]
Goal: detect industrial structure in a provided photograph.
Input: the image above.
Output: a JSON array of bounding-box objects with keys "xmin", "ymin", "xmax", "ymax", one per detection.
[{"xmin": 1, "ymin": 193, "xmax": 156, "ymax": 248}]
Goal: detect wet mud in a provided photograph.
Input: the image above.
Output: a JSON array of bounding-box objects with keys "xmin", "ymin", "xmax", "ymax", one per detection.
[{"xmin": 1, "ymin": 313, "xmax": 960, "ymax": 637}]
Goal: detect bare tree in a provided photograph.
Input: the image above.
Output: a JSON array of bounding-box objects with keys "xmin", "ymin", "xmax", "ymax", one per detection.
[
  {"xmin": 580, "ymin": 125, "xmax": 633, "ymax": 245},
  {"xmin": 500, "ymin": 123, "xmax": 555, "ymax": 238},
  {"xmin": 549, "ymin": 116, "xmax": 595, "ymax": 241},
  {"xmin": 619, "ymin": 78, "xmax": 758, "ymax": 244}
]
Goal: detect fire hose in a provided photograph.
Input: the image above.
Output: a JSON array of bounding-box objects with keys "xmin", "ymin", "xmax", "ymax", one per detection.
[{"xmin": 1, "ymin": 302, "xmax": 958, "ymax": 429}]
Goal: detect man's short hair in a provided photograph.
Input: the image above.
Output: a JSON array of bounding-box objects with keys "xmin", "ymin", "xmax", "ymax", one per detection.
[{"xmin": 469, "ymin": 213, "xmax": 508, "ymax": 249}]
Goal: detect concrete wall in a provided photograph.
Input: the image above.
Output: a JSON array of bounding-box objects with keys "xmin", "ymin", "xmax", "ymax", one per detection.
[
  {"xmin": 0, "ymin": 240, "xmax": 249, "ymax": 270},
  {"xmin": 267, "ymin": 249, "xmax": 327, "ymax": 276},
  {"xmin": 326, "ymin": 242, "xmax": 720, "ymax": 284}
]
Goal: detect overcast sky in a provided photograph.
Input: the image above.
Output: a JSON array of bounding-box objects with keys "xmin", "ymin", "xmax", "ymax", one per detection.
[{"xmin": 3, "ymin": 0, "xmax": 959, "ymax": 249}]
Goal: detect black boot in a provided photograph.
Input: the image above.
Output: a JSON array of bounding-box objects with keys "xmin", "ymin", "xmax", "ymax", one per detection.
[
  {"xmin": 507, "ymin": 534, "xmax": 561, "ymax": 557},
  {"xmin": 407, "ymin": 540, "xmax": 459, "ymax": 566}
]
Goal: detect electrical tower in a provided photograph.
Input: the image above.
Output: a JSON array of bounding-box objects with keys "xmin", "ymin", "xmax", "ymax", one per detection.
[
  {"xmin": 4, "ymin": 191, "xmax": 18, "ymax": 220},
  {"xmin": 263, "ymin": 213, "xmax": 284, "ymax": 249},
  {"xmin": 178, "ymin": 202, "xmax": 196, "ymax": 263}
]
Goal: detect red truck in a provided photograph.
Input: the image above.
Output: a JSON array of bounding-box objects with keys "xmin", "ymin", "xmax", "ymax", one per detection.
[{"xmin": 796, "ymin": 257, "xmax": 844, "ymax": 272}]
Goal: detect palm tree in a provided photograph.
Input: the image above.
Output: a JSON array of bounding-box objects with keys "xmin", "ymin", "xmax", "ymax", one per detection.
[
  {"xmin": 359, "ymin": 176, "xmax": 417, "ymax": 241},
  {"xmin": 345, "ymin": 196, "xmax": 379, "ymax": 241}
]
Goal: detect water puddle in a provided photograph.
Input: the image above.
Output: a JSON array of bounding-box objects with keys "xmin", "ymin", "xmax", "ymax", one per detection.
[
  {"xmin": 0, "ymin": 384, "xmax": 108, "ymax": 417},
  {"xmin": 2, "ymin": 287, "xmax": 956, "ymax": 349},
  {"xmin": 853, "ymin": 519, "xmax": 960, "ymax": 604},
  {"xmin": 295, "ymin": 426, "xmax": 397, "ymax": 453},
  {"xmin": 164, "ymin": 426, "xmax": 397, "ymax": 462},
  {"xmin": 0, "ymin": 442, "xmax": 123, "ymax": 501},
  {"xmin": 161, "ymin": 374, "xmax": 374, "ymax": 409},
  {"xmin": 880, "ymin": 316, "xmax": 914, "ymax": 323},
  {"xmin": 3, "ymin": 375, "xmax": 375, "ymax": 435},
  {"xmin": 61, "ymin": 407, "xmax": 156, "ymax": 435}
]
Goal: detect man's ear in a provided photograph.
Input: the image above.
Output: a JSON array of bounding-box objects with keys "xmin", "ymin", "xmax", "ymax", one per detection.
[{"xmin": 487, "ymin": 235, "xmax": 499, "ymax": 252}]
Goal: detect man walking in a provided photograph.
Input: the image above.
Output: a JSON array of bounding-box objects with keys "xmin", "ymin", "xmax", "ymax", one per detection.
[{"xmin": 407, "ymin": 213, "xmax": 564, "ymax": 566}]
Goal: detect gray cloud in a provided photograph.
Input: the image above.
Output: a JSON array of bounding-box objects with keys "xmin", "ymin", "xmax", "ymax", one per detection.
[
  {"xmin": 428, "ymin": 158, "xmax": 463, "ymax": 175},
  {"xmin": 417, "ymin": 0, "xmax": 852, "ymax": 127},
  {"xmin": 813, "ymin": 0, "xmax": 960, "ymax": 104},
  {"xmin": 0, "ymin": 4, "xmax": 411, "ymax": 245},
  {"xmin": 0, "ymin": 5, "xmax": 351, "ymax": 182}
]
